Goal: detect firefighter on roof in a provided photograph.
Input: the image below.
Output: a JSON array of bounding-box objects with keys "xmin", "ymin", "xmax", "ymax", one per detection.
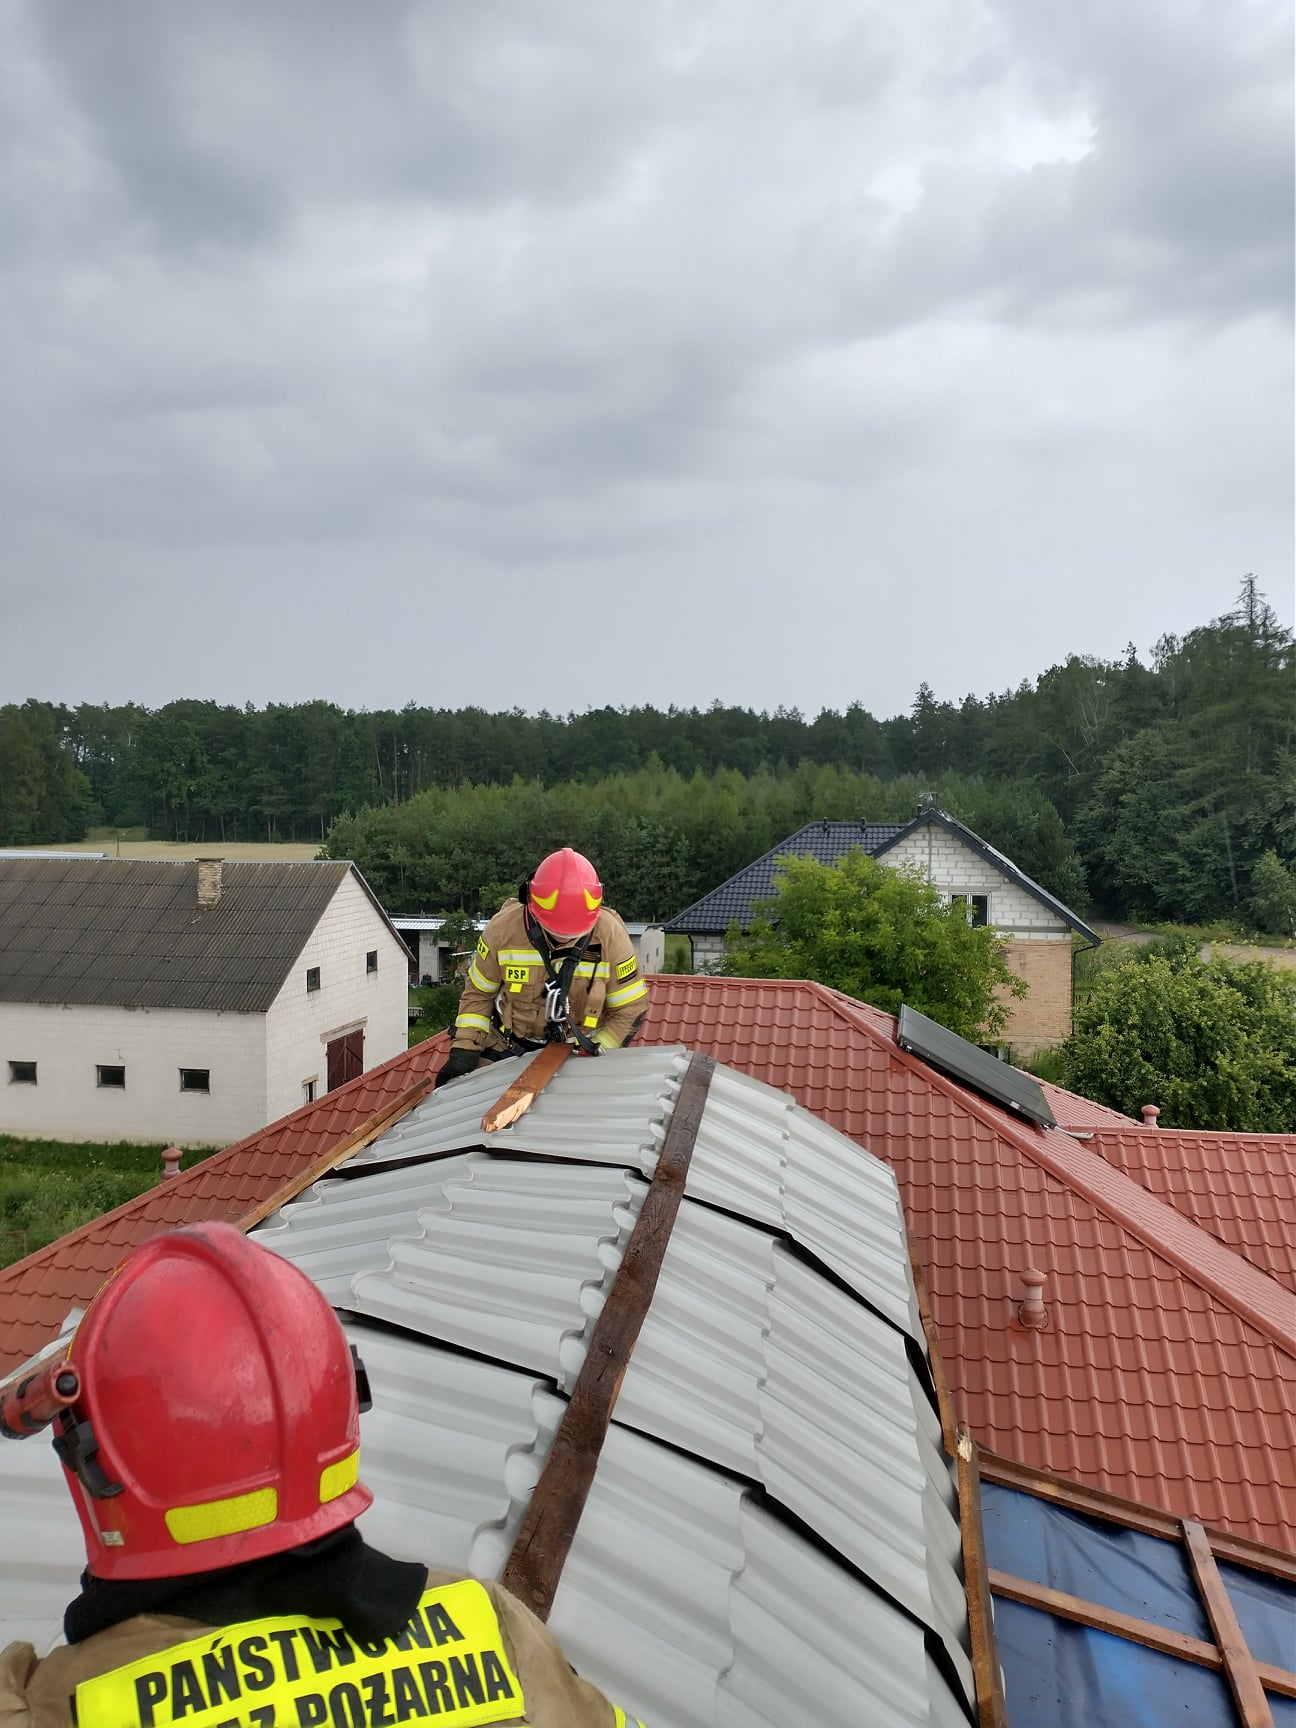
[
  {"xmin": 0, "ymin": 1222, "xmax": 645, "ymax": 1728},
  {"xmin": 434, "ymin": 848, "xmax": 650, "ymax": 1089}
]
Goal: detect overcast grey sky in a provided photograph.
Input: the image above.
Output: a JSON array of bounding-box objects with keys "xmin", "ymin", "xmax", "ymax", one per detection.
[{"xmin": 1, "ymin": 0, "xmax": 1291, "ymax": 722}]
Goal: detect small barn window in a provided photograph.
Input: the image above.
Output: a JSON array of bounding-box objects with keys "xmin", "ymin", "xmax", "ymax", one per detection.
[
  {"xmin": 366, "ymin": 949, "xmax": 378, "ymax": 974},
  {"xmin": 179, "ymin": 1068, "xmax": 210, "ymax": 1093},
  {"xmin": 305, "ymin": 966, "xmax": 321, "ymax": 993},
  {"xmin": 7, "ymin": 1061, "xmax": 36, "ymax": 1085},
  {"xmin": 96, "ymin": 1065, "xmax": 126, "ymax": 1089},
  {"xmin": 303, "ymin": 1077, "xmax": 317, "ymax": 1105}
]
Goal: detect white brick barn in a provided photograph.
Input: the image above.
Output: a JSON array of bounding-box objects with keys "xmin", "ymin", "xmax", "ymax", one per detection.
[
  {"xmin": 664, "ymin": 803, "xmax": 1098, "ymax": 1054},
  {"xmin": 0, "ymin": 857, "xmax": 412, "ymax": 1146}
]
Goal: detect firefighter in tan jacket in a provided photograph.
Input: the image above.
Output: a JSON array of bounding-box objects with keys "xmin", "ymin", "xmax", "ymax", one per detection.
[
  {"xmin": 435, "ymin": 849, "xmax": 650, "ymax": 1089},
  {"xmin": 0, "ymin": 1223, "xmax": 645, "ymax": 1728}
]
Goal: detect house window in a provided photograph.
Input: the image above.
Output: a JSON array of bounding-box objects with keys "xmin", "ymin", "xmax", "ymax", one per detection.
[
  {"xmin": 96, "ymin": 1065, "xmax": 126, "ymax": 1089},
  {"xmin": 303, "ymin": 1078, "xmax": 317, "ymax": 1105},
  {"xmin": 179, "ymin": 1068, "xmax": 210, "ymax": 1093},
  {"xmin": 7, "ymin": 1061, "xmax": 36, "ymax": 1085},
  {"xmin": 306, "ymin": 966, "xmax": 321, "ymax": 993},
  {"xmin": 951, "ymin": 893, "xmax": 990, "ymax": 927},
  {"xmin": 366, "ymin": 950, "xmax": 378, "ymax": 975}
]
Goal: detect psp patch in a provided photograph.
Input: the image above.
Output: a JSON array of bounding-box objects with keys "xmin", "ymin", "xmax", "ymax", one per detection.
[
  {"xmin": 616, "ymin": 957, "xmax": 637, "ymax": 979},
  {"xmin": 476, "ymin": 937, "xmax": 490, "ymax": 960}
]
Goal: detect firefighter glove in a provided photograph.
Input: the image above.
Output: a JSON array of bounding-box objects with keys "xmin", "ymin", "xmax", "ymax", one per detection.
[{"xmin": 434, "ymin": 1046, "xmax": 481, "ymax": 1089}]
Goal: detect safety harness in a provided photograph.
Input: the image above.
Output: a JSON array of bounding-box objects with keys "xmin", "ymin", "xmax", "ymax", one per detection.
[{"xmin": 520, "ymin": 910, "xmax": 602, "ymax": 1056}]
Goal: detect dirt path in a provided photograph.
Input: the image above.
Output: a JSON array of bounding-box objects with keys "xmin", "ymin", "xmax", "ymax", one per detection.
[{"xmin": 1090, "ymin": 919, "xmax": 1296, "ymax": 971}]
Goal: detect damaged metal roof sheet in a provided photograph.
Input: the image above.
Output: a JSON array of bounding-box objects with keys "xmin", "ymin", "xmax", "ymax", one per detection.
[{"xmin": 0, "ymin": 1047, "xmax": 977, "ymax": 1728}]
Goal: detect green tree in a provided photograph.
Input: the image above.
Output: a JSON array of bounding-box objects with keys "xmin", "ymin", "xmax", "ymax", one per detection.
[
  {"xmin": 1057, "ymin": 945, "xmax": 1296, "ymax": 1130},
  {"xmin": 719, "ymin": 849, "xmax": 1026, "ymax": 1040},
  {"xmin": 1248, "ymin": 850, "xmax": 1296, "ymax": 937}
]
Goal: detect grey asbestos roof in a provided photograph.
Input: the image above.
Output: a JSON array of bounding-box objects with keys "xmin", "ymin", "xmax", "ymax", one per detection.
[
  {"xmin": 664, "ymin": 810, "xmax": 1097, "ymax": 942},
  {"xmin": 0, "ymin": 857, "xmax": 402, "ymax": 1013},
  {"xmin": 0, "ymin": 1046, "xmax": 976, "ymax": 1728},
  {"xmin": 664, "ymin": 821, "xmax": 905, "ymax": 934}
]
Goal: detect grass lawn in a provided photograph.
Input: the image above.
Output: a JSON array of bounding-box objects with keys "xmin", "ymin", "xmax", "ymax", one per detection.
[{"xmin": 0, "ymin": 1136, "xmax": 221, "ymax": 1271}]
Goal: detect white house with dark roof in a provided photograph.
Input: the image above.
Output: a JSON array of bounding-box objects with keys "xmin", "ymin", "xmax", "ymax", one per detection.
[
  {"xmin": 0, "ymin": 857, "xmax": 412, "ymax": 1145},
  {"xmin": 665, "ymin": 802, "xmax": 1099, "ymax": 1052}
]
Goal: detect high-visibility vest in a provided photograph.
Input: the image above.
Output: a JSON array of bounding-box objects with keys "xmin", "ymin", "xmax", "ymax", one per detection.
[{"xmin": 74, "ymin": 1580, "xmax": 525, "ymax": 1728}]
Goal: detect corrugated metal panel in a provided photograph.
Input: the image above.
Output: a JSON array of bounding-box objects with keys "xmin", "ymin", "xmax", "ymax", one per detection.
[
  {"xmin": 349, "ymin": 1162, "xmax": 643, "ymax": 1372},
  {"xmin": 254, "ymin": 1155, "xmax": 478, "ymax": 1303},
  {"xmin": 0, "ymin": 1049, "xmax": 977, "ymax": 1727},
  {"xmin": 315, "ymin": 1159, "xmax": 968, "ymax": 1697},
  {"xmin": 342, "ymin": 1045, "xmax": 683, "ymax": 1173},
  {"xmin": 0, "ymin": 1424, "xmax": 85, "ymax": 1652},
  {"xmin": 345, "ymin": 1050, "xmax": 920, "ymax": 1340},
  {"xmin": 546, "ymin": 1403, "xmax": 971, "ymax": 1728}
]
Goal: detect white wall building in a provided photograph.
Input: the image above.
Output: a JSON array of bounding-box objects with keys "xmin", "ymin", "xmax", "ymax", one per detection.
[
  {"xmin": 0, "ymin": 857, "xmax": 412, "ymax": 1146},
  {"xmin": 665, "ymin": 804, "xmax": 1098, "ymax": 1053}
]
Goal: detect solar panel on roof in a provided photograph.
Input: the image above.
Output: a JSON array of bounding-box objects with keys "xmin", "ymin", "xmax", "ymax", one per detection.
[{"xmin": 896, "ymin": 1003, "xmax": 1057, "ymax": 1128}]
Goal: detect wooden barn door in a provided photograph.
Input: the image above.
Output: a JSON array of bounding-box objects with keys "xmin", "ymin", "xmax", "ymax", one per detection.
[{"xmin": 326, "ymin": 1028, "xmax": 365, "ymax": 1092}]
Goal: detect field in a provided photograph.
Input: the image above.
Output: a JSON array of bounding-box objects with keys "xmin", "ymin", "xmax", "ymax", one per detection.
[
  {"xmin": 23, "ymin": 831, "xmax": 323, "ymax": 862},
  {"xmin": 0, "ymin": 1136, "xmax": 220, "ymax": 1271}
]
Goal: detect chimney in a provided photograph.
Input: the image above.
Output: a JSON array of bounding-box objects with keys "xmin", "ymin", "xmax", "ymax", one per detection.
[
  {"xmin": 1016, "ymin": 1267, "xmax": 1048, "ymax": 1330},
  {"xmin": 1141, "ymin": 1104, "xmax": 1160, "ymax": 1128},
  {"xmin": 196, "ymin": 857, "xmax": 223, "ymax": 908}
]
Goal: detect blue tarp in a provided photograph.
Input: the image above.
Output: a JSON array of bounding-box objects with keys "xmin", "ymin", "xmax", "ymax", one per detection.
[
  {"xmin": 993, "ymin": 1598, "xmax": 1236, "ymax": 1728},
  {"xmin": 1216, "ymin": 1560, "xmax": 1296, "ymax": 1674},
  {"xmin": 983, "ymin": 1484, "xmax": 1296, "ymax": 1725},
  {"xmin": 981, "ymin": 1482, "xmax": 1211, "ymax": 1640}
]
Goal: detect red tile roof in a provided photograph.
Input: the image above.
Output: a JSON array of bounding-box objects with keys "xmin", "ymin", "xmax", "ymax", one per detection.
[
  {"xmin": 1084, "ymin": 1126, "xmax": 1296, "ymax": 1294},
  {"xmin": 4, "ymin": 975, "xmax": 1293, "ymax": 1553},
  {"xmin": 636, "ymin": 977, "xmax": 1296, "ymax": 1551}
]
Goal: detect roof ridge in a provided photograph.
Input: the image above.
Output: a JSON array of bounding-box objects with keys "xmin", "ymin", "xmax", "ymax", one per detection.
[
  {"xmin": 810, "ymin": 985, "xmax": 1296, "ymax": 1355},
  {"xmin": 1087, "ymin": 1125, "xmax": 1296, "ymax": 1150},
  {"xmin": 1017, "ymin": 1129, "xmax": 1296, "ymax": 1355}
]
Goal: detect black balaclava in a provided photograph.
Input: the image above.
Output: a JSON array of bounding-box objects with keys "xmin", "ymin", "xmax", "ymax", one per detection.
[{"xmin": 65, "ymin": 1524, "xmax": 427, "ymax": 1647}]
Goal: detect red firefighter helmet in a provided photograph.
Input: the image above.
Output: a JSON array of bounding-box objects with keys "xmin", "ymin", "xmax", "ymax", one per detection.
[
  {"xmin": 527, "ymin": 847, "xmax": 604, "ymax": 939},
  {"xmin": 55, "ymin": 1221, "xmax": 372, "ymax": 1580}
]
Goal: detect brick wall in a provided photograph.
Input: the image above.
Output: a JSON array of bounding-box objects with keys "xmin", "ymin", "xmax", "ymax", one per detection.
[
  {"xmin": 0, "ymin": 1002, "xmax": 265, "ymax": 1146},
  {"xmin": 998, "ymin": 939, "xmax": 1074, "ymax": 1055}
]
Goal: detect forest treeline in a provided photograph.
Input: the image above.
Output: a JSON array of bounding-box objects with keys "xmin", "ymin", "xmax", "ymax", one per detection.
[{"xmin": 3, "ymin": 578, "xmax": 1292, "ymax": 927}]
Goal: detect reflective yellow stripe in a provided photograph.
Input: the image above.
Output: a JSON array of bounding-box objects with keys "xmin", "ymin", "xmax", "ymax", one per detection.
[
  {"xmin": 606, "ymin": 979, "xmax": 649, "ymax": 1008},
  {"xmin": 455, "ymin": 1013, "xmax": 493, "ymax": 1032},
  {"xmin": 319, "ymin": 1449, "xmax": 359, "ymax": 1505},
  {"xmin": 497, "ymin": 948, "xmax": 542, "ymax": 965},
  {"xmin": 164, "ymin": 1487, "xmax": 278, "ymax": 1546},
  {"xmin": 75, "ymin": 1580, "xmax": 526, "ymax": 1728},
  {"xmin": 574, "ymin": 961, "xmax": 610, "ymax": 979},
  {"xmin": 593, "ymin": 1028, "xmax": 620, "ymax": 1049},
  {"xmin": 613, "ymin": 1709, "xmax": 649, "ymax": 1727},
  {"xmin": 467, "ymin": 961, "xmax": 496, "ymax": 992}
]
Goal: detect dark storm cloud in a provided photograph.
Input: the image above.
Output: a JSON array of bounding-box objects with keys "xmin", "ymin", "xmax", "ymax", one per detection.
[{"xmin": 0, "ymin": 0, "xmax": 1290, "ymax": 715}]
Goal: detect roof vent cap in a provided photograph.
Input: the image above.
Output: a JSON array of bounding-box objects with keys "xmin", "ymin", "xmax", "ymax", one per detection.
[
  {"xmin": 1141, "ymin": 1104, "xmax": 1160, "ymax": 1127},
  {"xmin": 1016, "ymin": 1267, "xmax": 1048, "ymax": 1330}
]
